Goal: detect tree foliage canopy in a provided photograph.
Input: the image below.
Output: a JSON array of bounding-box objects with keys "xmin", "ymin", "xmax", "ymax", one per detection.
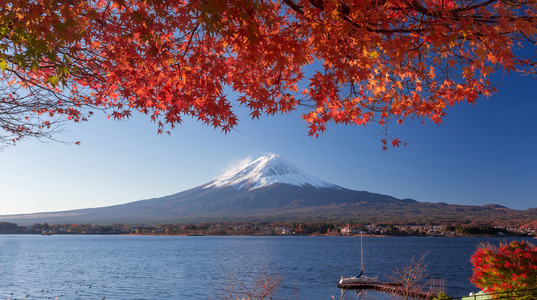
[
  {"xmin": 471, "ymin": 241, "xmax": 537, "ymax": 299},
  {"xmin": 2, "ymin": 0, "xmax": 537, "ymax": 148}
]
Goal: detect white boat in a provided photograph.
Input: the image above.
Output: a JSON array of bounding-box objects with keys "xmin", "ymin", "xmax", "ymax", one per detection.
[
  {"xmin": 339, "ymin": 232, "xmax": 378, "ymax": 285},
  {"xmin": 339, "ymin": 273, "xmax": 378, "ymax": 285}
]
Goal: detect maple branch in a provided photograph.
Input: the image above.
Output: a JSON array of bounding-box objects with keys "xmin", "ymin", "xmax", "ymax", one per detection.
[
  {"xmin": 407, "ymin": 0, "xmax": 500, "ymax": 19},
  {"xmin": 2, "ymin": 0, "xmax": 536, "ymax": 148},
  {"xmin": 282, "ymin": 0, "xmax": 426, "ymax": 34},
  {"xmin": 182, "ymin": 23, "xmax": 201, "ymax": 58},
  {"xmin": 281, "ymin": 0, "xmax": 304, "ymax": 15}
]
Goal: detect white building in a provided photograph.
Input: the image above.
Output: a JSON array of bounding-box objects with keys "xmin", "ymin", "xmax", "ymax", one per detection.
[{"xmin": 341, "ymin": 226, "xmax": 361, "ymax": 235}]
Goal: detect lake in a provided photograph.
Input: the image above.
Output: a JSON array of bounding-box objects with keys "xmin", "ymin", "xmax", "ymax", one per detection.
[{"xmin": 0, "ymin": 235, "xmax": 534, "ymax": 299}]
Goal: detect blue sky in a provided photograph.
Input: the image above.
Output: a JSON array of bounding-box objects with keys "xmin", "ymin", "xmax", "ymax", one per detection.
[{"xmin": 1, "ymin": 74, "xmax": 536, "ymax": 215}]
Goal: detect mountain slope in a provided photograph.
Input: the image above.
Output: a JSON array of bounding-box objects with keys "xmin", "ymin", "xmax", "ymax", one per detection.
[
  {"xmin": 205, "ymin": 154, "xmax": 340, "ymax": 190},
  {"xmin": 1, "ymin": 154, "xmax": 535, "ymax": 226}
]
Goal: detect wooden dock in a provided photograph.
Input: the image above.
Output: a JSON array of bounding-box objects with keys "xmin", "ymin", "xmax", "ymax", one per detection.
[{"xmin": 337, "ymin": 281, "xmax": 440, "ymax": 299}]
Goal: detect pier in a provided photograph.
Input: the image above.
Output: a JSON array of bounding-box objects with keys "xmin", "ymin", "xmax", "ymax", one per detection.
[{"xmin": 337, "ymin": 281, "xmax": 441, "ymax": 299}]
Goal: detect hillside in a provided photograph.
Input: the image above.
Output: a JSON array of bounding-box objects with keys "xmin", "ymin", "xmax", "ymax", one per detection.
[{"xmin": 1, "ymin": 155, "xmax": 535, "ymax": 226}]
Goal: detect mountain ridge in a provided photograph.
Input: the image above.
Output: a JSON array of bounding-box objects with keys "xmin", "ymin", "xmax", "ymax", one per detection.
[{"xmin": 1, "ymin": 154, "xmax": 536, "ymax": 226}]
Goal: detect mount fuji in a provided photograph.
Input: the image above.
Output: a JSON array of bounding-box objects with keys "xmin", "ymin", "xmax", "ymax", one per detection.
[
  {"xmin": 0, "ymin": 154, "xmax": 415, "ymax": 225},
  {"xmin": 3, "ymin": 154, "xmax": 534, "ymax": 226}
]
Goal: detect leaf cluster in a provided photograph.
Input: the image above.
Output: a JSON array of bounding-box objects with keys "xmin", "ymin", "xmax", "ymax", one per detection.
[
  {"xmin": 2, "ymin": 0, "xmax": 537, "ymax": 147},
  {"xmin": 471, "ymin": 241, "xmax": 537, "ymax": 299}
]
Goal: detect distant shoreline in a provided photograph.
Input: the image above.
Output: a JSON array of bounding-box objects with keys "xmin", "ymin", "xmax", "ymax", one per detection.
[
  {"xmin": 114, "ymin": 233, "xmax": 537, "ymax": 238},
  {"xmin": 2, "ymin": 221, "xmax": 535, "ymax": 237},
  {"xmin": 1, "ymin": 232, "xmax": 536, "ymax": 239}
]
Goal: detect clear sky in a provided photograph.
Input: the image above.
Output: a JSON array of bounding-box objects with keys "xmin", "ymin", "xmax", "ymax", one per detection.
[{"xmin": 1, "ymin": 73, "xmax": 536, "ymax": 215}]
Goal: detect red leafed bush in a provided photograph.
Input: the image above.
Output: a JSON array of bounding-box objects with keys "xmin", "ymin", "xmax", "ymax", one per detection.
[{"xmin": 470, "ymin": 241, "xmax": 537, "ymax": 299}]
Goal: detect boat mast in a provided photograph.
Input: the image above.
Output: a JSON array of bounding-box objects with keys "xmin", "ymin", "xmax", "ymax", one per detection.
[{"xmin": 360, "ymin": 231, "xmax": 364, "ymax": 276}]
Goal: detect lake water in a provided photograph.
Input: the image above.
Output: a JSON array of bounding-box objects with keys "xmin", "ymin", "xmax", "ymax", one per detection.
[{"xmin": 0, "ymin": 235, "xmax": 534, "ymax": 299}]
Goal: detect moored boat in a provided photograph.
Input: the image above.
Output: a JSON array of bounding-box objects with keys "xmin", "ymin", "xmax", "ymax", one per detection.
[
  {"xmin": 339, "ymin": 232, "xmax": 378, "ymax": 285},
  {"xmin": 339, "ymin": 272, "xmax": 378, "ymax": 285}
]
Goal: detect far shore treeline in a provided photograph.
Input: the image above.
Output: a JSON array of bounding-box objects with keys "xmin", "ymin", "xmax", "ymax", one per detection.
[{"xmin": 0, "ymin": 221, "xmax": 535, "ymax": 237}]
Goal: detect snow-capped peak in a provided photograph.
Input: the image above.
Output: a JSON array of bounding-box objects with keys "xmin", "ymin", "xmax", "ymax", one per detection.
[{"xmin": 205, "ymin": 154, "xmax": 340, "ymax": 190}]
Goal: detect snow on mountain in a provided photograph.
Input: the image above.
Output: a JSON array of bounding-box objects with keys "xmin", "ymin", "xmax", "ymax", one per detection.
[{"xmin": 205, "ymin": 154, "xmax": 340, "ymax": 190}]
